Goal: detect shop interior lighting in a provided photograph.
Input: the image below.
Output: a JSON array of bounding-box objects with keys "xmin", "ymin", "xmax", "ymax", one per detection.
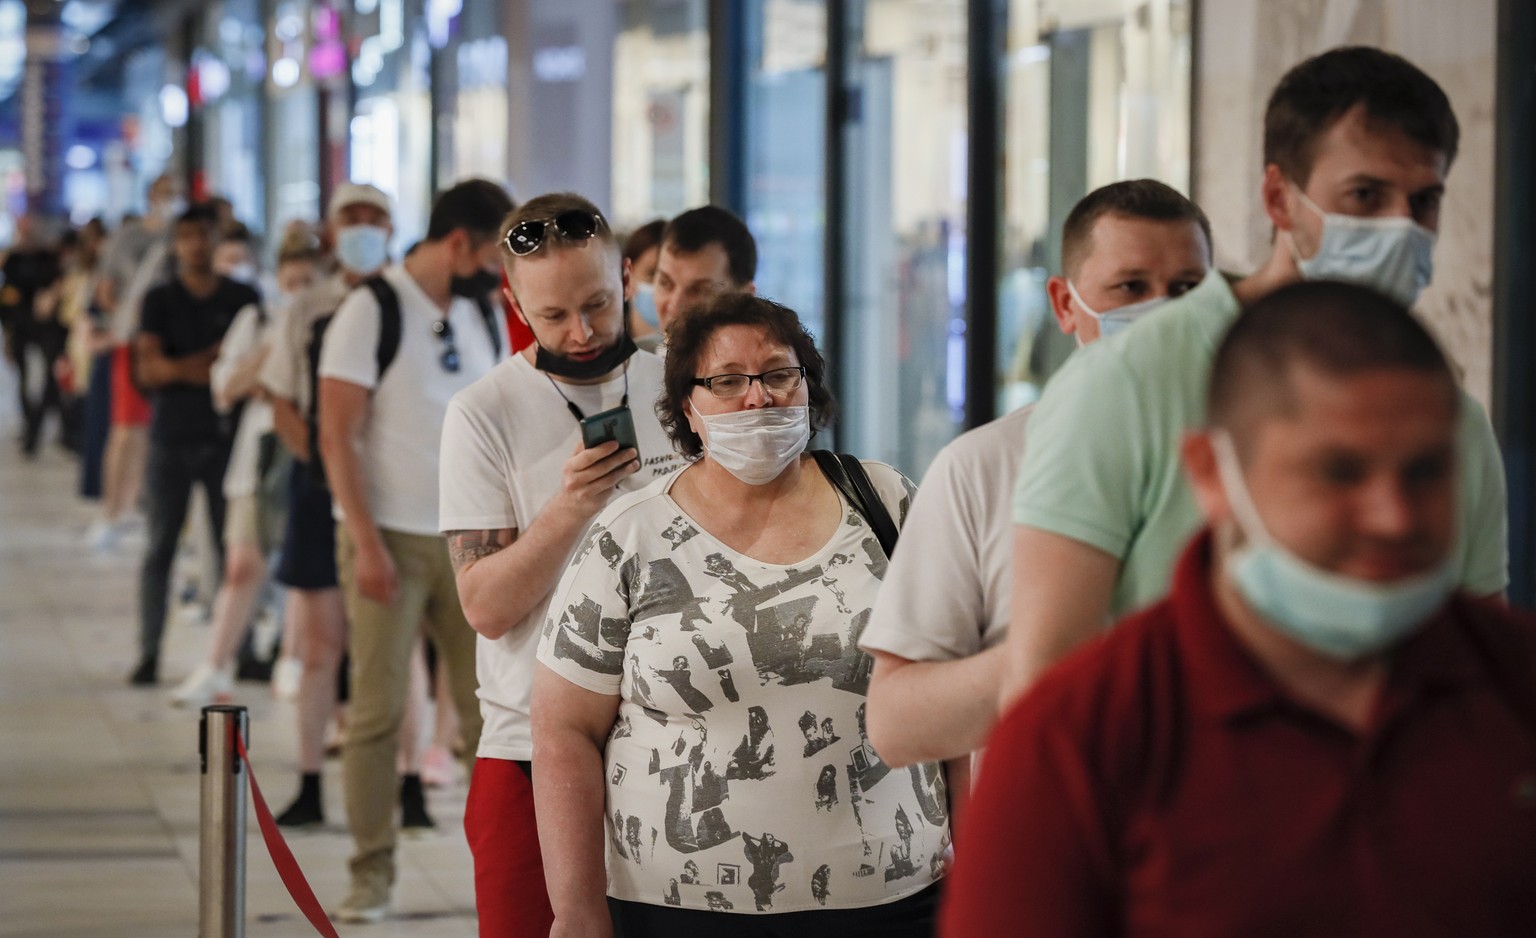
[
  {"xmin": 272, "ymin": 56, "xmax": 301, "ymax": 87},
  {"xmin": 158, "ymin": 83, "xmax": 189, "ymax": 127}
]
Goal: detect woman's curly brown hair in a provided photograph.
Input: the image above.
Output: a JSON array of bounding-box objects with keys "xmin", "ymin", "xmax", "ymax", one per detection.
[{"xmin": 656, "ymin": 293, "xmax": 837, "ymax": 460}]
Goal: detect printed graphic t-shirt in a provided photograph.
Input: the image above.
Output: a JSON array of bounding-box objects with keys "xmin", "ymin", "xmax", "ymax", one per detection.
[{"xmin": 538, "ymin": 461, "xmax": 952, "ymax": 915}]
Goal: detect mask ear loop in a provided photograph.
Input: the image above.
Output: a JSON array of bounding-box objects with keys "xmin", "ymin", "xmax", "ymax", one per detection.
[{"xmin": 1209, "ymin": 429, "xmax": 1275, "ymax": 548}]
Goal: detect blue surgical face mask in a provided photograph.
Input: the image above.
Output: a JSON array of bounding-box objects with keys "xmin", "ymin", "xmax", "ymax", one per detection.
[
  {"xmin": 633, "ymin": 283, "xmax": 660, "ymax": 330},
  {"xmin": 335, "ymin": 224, "xmax": 389, "ymax": 276},
  {"xmin": 1210, "ymin": 431, "xmax": 1454, "ymax": 661},
  {"xmin": 1067, "ymin": 281, "xmax": 1168, "ymax": 344},
  {"xmin": 1289, "ymin": 184, "xmax": 1436, "ymax": 307}
]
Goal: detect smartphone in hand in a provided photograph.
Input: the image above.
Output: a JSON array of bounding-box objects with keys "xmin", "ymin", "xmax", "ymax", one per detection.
[{"xmin": 580, "ymin": 405, "xmax": 640, "ymax": 458}]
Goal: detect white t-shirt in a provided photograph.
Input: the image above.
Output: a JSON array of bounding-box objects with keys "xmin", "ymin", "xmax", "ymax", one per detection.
[
  {"xmin": 213, "ymin": 301, "xmax": 278, "ymax": 499},
  {"xmin": 859, "ymin": 406, "xmax": 1031, "ymax": 662},
  {"xmin": 259, "ymin": 273, "xmax": 350, "ymax": 412},
  {"xmin": 438, "ymin": 350, "xmax": 684, "ymax": 761},
  {"xmin": 537, "ymin": 462, "xmax": 951, "ymax": 914},
  {"xmin": 317, "ymin": 265, "xmax": 506, "ymax": 536}
]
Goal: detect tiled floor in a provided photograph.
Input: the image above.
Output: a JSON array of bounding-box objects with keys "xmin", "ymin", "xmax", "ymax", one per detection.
[{"xmin": 0, "ymin": 400, "xmax": 478, "ymax": 935}]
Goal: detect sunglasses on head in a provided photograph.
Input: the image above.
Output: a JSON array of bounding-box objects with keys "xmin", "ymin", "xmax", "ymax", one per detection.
[{"xmin": 503, "ymin": 210, "xmax": 605, "ymax": 257}]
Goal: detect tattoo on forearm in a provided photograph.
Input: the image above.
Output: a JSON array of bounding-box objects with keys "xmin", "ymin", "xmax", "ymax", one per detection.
[{"xmin": 446, "ymin": 529, "xmax": 515, "ymax": 572}]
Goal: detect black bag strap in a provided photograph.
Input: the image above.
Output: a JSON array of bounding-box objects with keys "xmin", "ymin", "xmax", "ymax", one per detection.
[
  {"xmin": 812, "ymin": 450, "xmax": 900, "ymax": 558},
  {"xmin": 472, "ymin": 293, "xmax": 503, "ymax": 360},
  {"xmin": 363, "ymin": 276, "xmax": 402, "ymax": 378}
]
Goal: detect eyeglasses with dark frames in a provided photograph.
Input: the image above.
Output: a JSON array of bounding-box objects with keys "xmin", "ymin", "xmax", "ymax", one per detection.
[
  {"xmin": 503, "ymin": 210, "xmax": 606, "ymax": 257},
  {"xmin": 432, "ymin": 318, "xmax": 460, "ymax": 373},
  {"xmin": 691, "ymin": 365, "xmax": 806, "ymax": 399}
]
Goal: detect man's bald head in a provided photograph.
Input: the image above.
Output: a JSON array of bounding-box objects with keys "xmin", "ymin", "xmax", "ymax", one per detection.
[{"xmin": 1209, "ymin": 280, "xmax": 1457, "ymax": 448}]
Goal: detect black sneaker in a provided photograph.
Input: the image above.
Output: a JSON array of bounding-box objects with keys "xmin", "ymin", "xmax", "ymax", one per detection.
[
  {"xmin": 276, "ymin": 793, "xmax": 324, "ymax": 828},
  {"xmin": 128, "ymin": 658, "xmax": 159, "ymax": 686},
  {"xmin": 400, "ymin": 774, "xmax": 435, "ymax": 832}
]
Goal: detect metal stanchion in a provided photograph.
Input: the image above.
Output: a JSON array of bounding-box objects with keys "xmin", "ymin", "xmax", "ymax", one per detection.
[{"xmin": 200, "ymin": 705, "xmax": 248, "ymax": 938}]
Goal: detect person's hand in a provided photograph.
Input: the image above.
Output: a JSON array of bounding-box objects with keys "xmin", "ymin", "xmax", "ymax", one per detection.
[
  {"xmin": 550, "ymin": 439, "xmax": 640, "ymax": 524},
  {"xmin": 355, "ymin": 539, "xmax": 399, "ymax": 605}
]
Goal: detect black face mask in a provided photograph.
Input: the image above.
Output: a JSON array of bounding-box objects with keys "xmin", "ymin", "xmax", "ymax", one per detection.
[
  {"xmin": 535, "ymin": 334, "xmax": 639, "ymax": 381},
  {"xmin": 450, "ymin": 268, "xmax": 501, "ymax": 299}
]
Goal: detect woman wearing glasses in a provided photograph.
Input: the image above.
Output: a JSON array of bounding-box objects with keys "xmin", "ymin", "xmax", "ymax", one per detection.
[{"xmin": 532, "ymin": 294, "xmax": 950, "ymax": 937}]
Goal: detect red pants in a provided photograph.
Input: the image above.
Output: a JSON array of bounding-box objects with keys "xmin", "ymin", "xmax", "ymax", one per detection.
[{"xmin": 465, "ymin": 757, "xmax": 554, "ymax": 937}]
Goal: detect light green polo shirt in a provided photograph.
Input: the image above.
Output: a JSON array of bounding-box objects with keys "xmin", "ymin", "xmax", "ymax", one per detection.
[{"xmin": 1012, "ymin": 270, "xmax": 1509, "ymax": 616}]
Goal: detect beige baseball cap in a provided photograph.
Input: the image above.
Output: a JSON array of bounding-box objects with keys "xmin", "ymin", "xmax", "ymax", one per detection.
[{"xmin": 327, "ymin": 182, "xmax": 392, "ymax": 221}]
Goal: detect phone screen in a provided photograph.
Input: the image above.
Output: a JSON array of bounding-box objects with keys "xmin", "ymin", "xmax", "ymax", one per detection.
[{"xmin": 580, "ymin": 405, "xmax": 640, "ymax": 456}]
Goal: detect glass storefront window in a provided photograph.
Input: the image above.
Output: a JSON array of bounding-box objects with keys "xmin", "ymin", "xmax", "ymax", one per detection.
[
  {"xmin": 742, "ymin": 0, "xmax": 828, "ymax": 341},
  {"xmin": 995, "ymin": 0, "xmax": 1193, "ymax": 414},
  {"xmin": 266, "ymin": 0, "xmax": 320, "ymax": 233},
  {"xmin": 839, "ymin": 0, "xmax": 969, "ymax": 479},
  {"xmin": 347, "ymin": 0, "xmax": 431, "ymax": 251},
  {"xmin": 610, "ymin": 0, "xmax": 709, "ymax": 229}
]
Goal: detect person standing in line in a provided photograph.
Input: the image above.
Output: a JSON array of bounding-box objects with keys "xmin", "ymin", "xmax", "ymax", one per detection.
[
  {"xmin": 129, "ymin": 204, "xmax": 259, "ymax": 685},
  {"xmin": 535, "ymin": 294, "xmax": 950, "ymax": 937},
  {"xmin": 650, "ymin": 206, "xmax": 757, "ymax": 344},
  {"xmin": 87, "ymin": 173, "xmax": 183, "ymax": 550},
  {"xmin": 317, "ymin": 178, "xmax": 513, "ymax": 923},
  {"xmin": 860, "ymin": 180, "xmax": 1213, "ymax": 790},
  {"xmin": 943, "ymin": 281, "xmax": 1536, "ymax": 937},
  {"xmin": 622, "ymin": 218, "xmax": 665, "ymax": 349},
  {"xmin": 1002, "ymin": 46, "xmax": 1508, "ymax": 703},
  {"xmin": 0, "ymin": 214, "xmax": 63, "ymax": 456},
  {"xmin": 439, "ymin": 192, "xmax": 688, "ymax": 936},
  {"xmin": 169, "ymin": 241, "xmax": 320, "ymax": 705},
  {"xmin": 261, "ymin": 184, "xmax": 435, "ymax": 831}
]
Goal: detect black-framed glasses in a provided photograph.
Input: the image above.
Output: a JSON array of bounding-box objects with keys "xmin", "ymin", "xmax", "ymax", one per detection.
[
  {"xmin": 691, "ymin": 365, "xmax": 806, "ymax": 399},
  {"xmin": 432, "ymin": 318, "xmax": 460, "ymax": 373},
  {"xmin": 503, "ymin": 210, "xmax": 605, "ymax": 256}
]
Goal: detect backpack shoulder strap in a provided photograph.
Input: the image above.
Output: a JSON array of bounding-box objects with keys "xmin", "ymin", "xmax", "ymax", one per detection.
[
  {"xmin": 364, "ymin": 276, "xmax": 402, "ymax": 379},
  {"xmin": 812, "ymin": 450, "xmax": 901, "ymax": 558}
]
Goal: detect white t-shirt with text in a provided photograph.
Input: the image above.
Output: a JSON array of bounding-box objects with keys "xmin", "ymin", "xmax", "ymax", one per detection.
[{"xmin": 438, "ymin": 350, "xmax": 683, "ymax": 760}]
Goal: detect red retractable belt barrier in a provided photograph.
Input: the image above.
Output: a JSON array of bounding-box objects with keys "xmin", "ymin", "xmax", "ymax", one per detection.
[{"xmin": 233, "ymin": 734, "xmax": 340, "ymax": 938}]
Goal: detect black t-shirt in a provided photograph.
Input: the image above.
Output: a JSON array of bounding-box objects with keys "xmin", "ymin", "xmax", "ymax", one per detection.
[
  {"xmin": 0, "ymin": 249, "xmax": 61, "ymax": 326},
  {"xmin": 139, "ymin": 276, "xmax": 260, "ymax": 446}
]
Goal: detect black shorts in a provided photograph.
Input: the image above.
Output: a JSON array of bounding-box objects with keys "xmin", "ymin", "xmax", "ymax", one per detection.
[{"xmin": 274, "ymin": 460, "xmax": 338, "ymax": 590}]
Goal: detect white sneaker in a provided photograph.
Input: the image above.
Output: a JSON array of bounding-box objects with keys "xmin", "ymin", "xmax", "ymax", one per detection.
[
  {"xmin": 169, "ymin": 663, "xmax": 235, "ymax": 708},
  {"xmin": 272, "ymin": 656, "xmax": 303, "ymax": 701},
  {"xmin": 84, "ymin": 520, "xmax": 126, "ymax": 552},
  {"xmin": 333, "ymin": 873, "xmax": 391, "ymax": 924}
]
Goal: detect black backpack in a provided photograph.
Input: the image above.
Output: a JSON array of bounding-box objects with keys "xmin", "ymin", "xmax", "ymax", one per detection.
[{"xmin": 306, "ymin": 277, "xmax": 501, "ymax": 492}]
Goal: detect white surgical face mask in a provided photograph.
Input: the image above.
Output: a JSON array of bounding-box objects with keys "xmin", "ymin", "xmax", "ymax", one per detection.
[
  {"xmin": 697, "ymin": 405, "xmax": 811, "ymax": 485},
  {"xmin": 1210, "ymin": 430, "xmax": 1454, "ymax": 661},
  {"xmin": 1289, "ymin": 184, "xmax": 1436, "ymax": 307},
  {"xmin": 224, "ymin": 262, "xmax": 257, "ymax": 285},
  {"xmin": 1067, "ymin": 281, "xmax": 1168, "ymax": 343},
  {"xmin": 335, "ymin": 224, "xmax": 390, "ymax": 276}
]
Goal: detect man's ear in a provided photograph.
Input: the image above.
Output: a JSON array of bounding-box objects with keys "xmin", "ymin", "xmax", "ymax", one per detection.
[
  {"xmin": 1181, "ymin": 429, "xmax": 1232, "ymax": 525},
  {"xmin": 621, "ymin": 256, "xmax": 634, "ymax": 302},
  {"xmin": 1045, "ymin": 275, "xmax": 1076, "ymax": 335},
  {"xmin": 1260, "ymin": 164, "xmax": 1296, "ymax": 233},
  {"xmin": 503, "ymin": 283, "xmax": 530, "ymax": 326}
]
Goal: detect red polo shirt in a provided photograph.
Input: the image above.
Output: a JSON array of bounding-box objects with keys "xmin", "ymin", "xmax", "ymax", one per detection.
[{"xmin": 942, "ymin": 531, "xmax": 1536, "ymax": 938}]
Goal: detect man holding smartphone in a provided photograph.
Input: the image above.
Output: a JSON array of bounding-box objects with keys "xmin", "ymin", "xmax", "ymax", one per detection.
[{"xmin": 438, "ymin": 192, "xmax": 688, "ymax": 937}]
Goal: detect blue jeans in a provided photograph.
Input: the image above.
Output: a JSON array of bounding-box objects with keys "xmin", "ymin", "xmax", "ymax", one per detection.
[
  {"xmin": 78, "ymin": 350, "xmax": 113, "ymax": 499},
  {"xmin": 138, "ymin": 440, "xmax": 230, "ymax": 665}
]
